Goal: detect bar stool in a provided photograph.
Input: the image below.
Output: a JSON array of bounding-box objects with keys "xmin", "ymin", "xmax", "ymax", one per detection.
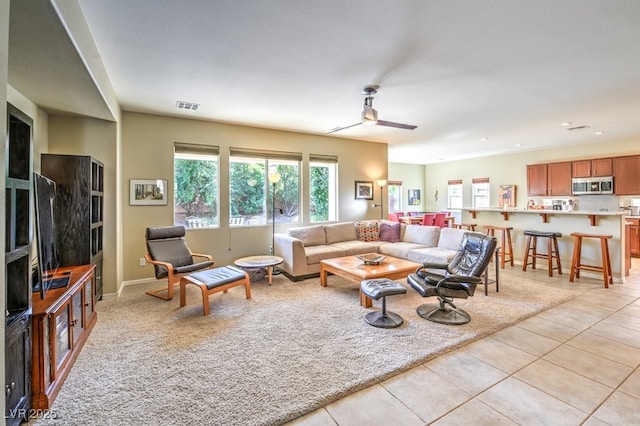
[
  {"xmin": 569, "ymin": 232, "xmax": 613, "ymax": 288},
  {"xmin": 522, "ymin": 230, "xmax": 562, "ymax": 277},
  {"xmin": 484, "ymin": 225, "xmax": 514, "ymax": 268},
  {"xmin": 453, "ymin": 223, "xmax": 477, "ymax": 231}
]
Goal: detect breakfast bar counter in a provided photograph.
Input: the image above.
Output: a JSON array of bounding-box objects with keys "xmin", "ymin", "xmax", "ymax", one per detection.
[{"xmin": 459, "ymin": 208, "xmax": 630, "ymax": 283}]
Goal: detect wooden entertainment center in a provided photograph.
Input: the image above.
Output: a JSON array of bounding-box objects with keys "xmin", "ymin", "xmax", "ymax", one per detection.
[{"xmin": 30, "ymin": 264, "xmax": 97, "ymax": 410}]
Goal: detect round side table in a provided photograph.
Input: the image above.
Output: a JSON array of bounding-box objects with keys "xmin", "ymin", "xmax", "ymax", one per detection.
[{"xmin": 234, "ymin": 255, "xmax": 284, "ymax": 285}]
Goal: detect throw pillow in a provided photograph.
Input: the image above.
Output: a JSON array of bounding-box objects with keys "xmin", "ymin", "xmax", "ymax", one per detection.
[
  {"xmin": 357, "ymin": 221, "xmax": 380, "ymax": 242},
  {"xmin": 379, "ymin": 222, "xmax": 401, "ymax": 242}
]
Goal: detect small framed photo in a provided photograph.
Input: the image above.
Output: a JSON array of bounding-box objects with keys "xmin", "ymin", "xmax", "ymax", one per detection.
[
  {"xmin": 355, "ymin": 181, "xmax": 374, "ymax": 200},
  {"xmin": 130, "ymin": 179, "xmax": 168, "ymax": 205},
  {"xmin": 408, "ymin": 189, "xmax": 421, "ymax": 206}
]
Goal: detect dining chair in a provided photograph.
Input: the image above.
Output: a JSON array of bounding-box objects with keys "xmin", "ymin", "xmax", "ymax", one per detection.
[
  {"xmin": 433, "ymin": 213, "xmax": 447, "ymax": 227},
  {"xmin": 421, "ymin": 213, "xmax": 435, "ymax": 226}
]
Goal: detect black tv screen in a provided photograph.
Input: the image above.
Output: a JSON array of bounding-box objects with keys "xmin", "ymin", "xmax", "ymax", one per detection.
[{"xmin": 33, "ymin": 172, "xmax": 69, "ymax": 299}]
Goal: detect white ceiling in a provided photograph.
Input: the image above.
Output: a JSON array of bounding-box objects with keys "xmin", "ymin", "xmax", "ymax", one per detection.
[{"xmin": 9, "ymin": 0, "xmax": 640, "ymax": 164}]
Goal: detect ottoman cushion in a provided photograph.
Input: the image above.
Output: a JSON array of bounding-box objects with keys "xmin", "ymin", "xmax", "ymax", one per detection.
[{"xmin": 360, "ymin": 278, "xmax": 407, "ymax": 300}]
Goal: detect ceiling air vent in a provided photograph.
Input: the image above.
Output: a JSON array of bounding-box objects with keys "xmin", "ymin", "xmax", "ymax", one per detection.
[
  {"xmin": 567, "ymin": 125, "xmax": 589, "ymax": 131},
  {"xmin": 176, "ymin": 101, "xmax": 199, "ymax": 111}
]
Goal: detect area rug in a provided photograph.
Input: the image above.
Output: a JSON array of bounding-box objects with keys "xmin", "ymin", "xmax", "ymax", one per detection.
[{"xmin": 34, "ymin": 273, "xmax": 581, "ymax": 426}]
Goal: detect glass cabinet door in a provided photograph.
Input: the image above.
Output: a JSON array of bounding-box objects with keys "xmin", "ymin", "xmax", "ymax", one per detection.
[
  {"xmin": 72, "ymin": 289, "xmax": 85, "ymax": 345},
  {"xmin": 84, "ymin": 278, "xmax": 94, "ymax": 316},
  {"xmin": 43, "ymin": 315, "xmax": 51, "ymax": 387},
  {"xmin": 53, "ymin": 303, "xmax": 71, "ymax": 377}
]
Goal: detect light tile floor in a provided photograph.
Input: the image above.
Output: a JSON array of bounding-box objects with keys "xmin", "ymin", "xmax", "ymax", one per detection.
[{"xmin": 287, "ymin": 259, "xmax": 640, "ymax": 426}]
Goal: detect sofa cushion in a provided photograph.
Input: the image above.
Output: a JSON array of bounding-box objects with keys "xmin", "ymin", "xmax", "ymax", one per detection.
[
  {"xmin": 407, "ymin": 247, "xmax": 458, "ymax": 265},
  {"xmin": 379, "ymin": 242, "xmax": 427, "ymax": 259},
  {"xmin": 330, "ymin": 240, "xmax": 380, "ymax": 256},
  {"xmin": 403, "ymin": 225, "xmax": 440, "ymax": 246},
  {"xmin": 379, "ymin": 222, "xmax": 401, "ymax": 242},
  {"xmin": 305, "ymin": 245, "xmax": 345, "ymax": 265},
  {"xmin": 438, "ymin": 227, "xmax": 469, "ymax": 251},
  {"xmin": 356, "ymin": 221, "xmax": 380, "ymax": 242},
  {"xmin": 288, "ymin": 225, "xmax": 326, "ymax": 247},
  {"xmin": 325, "ymin": 222, "xmax": 358, "ymax": 244}
]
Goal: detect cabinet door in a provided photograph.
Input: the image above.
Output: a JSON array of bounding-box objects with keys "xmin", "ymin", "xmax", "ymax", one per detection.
[
  {"xmin": 592, "ymin": 158, "xmax": 613, "ymax": 176},
  {"xmin": 614, "ymin": 155, "xmax": 640, "ymax": 195},
  {"xmin": 84, "ymin": 277, "xmax": 95, "ymax": 317},
  {"xmin": 572, "ymin": 160, "xmax": 591, "ymax": 178},
  {"xmin": 631, "ymin": 222, "xmax": 640, "ymax": 257},
  {"xmin": 527, "ymin": 164, "xmax": 548, "ymax": 196},
  {"xmin": 72, "ymin": 288, "xmax": 85, "ymax": 346},
  {"xmin": 51, "ymin": 303, "xmax": 72, "ymax": 380},
  {"xmin": 548, "ymin": 162, "xmax": 572, "ymax": 196}
]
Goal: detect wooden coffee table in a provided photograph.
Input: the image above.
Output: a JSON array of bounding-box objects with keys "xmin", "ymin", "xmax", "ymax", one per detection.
[
  {"xmin": 320, "ymin": 255, "xmax": 421, "ymax": 308},
  {"xmin": 234, "ymin": 255, "xmax": 284, "ymax": 285}
]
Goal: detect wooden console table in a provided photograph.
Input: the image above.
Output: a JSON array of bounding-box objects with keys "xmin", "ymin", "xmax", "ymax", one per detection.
[{"xmin": 31, "ymin": 264, "xmax": 97, "ymax": 410}]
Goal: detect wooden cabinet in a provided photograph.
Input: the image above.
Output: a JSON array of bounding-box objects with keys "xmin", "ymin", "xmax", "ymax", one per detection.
[
  {"xmin": 527, "ymin": 162, "xmax": 571, "ymax": 196},
  {"xmin": 572, "ymin": 158, "xmax": 613, "ymax": 177},
  {"xmin": 31, "ymin": 265, "xmax": 96, "ymax": 410},
  {"xmin": 547, "ymin": 162, "xmax": 572, "ymax": 196},
  {"xmin": 527, "ymin": 164, "xmax": 548, "ymax": 196},
  {"xmin": 5, "ymin": 104, "xmax": 33, "ymax": 425},
  {"xmin": 613, "ymin": 155, "xmax": 640, "ymax": 195},
  {"xmin": 629, "ymin": 219, "xmax": 640, "ymax": 258},
  {"xmin": 42, "ymin": 155, "xmax": 104, "ymax": 299}
]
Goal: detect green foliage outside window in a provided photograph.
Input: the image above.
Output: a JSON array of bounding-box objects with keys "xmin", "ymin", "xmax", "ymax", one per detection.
[
  {"xmin": 174, "ymin": 158, "xmax": 218, "ymax": 226},
  {"xmin": 229, "ymin": 161, "xmax": 265, "ymax": 216},
  {"xmin": 310, "ymin": 166, "xmax": 329, "ymax": 221}
]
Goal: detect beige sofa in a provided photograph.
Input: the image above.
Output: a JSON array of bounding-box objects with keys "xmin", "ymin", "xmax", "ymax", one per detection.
[{"xmin": 273, "ymin": 221, "xmax": 474, "ymax": 281}]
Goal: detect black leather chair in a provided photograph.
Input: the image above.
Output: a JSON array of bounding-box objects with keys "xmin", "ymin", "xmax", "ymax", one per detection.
[
  {"xmin": 145, "ymin": 225, "xmax": 215, "ymax": 300},
  {"xmin": 407, "ymin": 233, "xmax": 497, "ymax": 324}
]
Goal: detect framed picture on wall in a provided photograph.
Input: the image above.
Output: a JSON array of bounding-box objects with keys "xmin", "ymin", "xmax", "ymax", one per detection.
[
  {"xmin": 355, "ymin": 181, "xmax": 374, "ymax": 200},
  {"xmin": 498, "ymin": 184, "xmax": 516, "ymax": 207},
  {"xmin": 130, "ymin": 179, "xmax": 168, "ymax": 205},
  {"xmin": 408, "ymin": 189, "xmax": 421, "ymax": 205}
]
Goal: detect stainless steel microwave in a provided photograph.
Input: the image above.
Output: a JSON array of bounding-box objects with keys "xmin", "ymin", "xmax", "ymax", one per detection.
[{"xmin": 572, "ymin": 176, "xmax": 614, "ymax": 195}]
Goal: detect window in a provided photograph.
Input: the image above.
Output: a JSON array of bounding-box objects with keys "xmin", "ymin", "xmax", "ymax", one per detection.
[
  {"xmin": 174, "ymin": 143, "xmax": 219, "ymax": 229},
  {"xmin": 229, "ymin": 148, "xmax": 301, "ymax": 226},
  {"xmin": 309, "ymin": 155, "xmax": 338, "ymax": 222},
  {"xmin": 472, "ymin": 177, "xmax": 490, "ymax": 208},
  {"xmin": 447, "ymin": 179, "xmax": 463, "ymax": 209},
  {"xmin": 388, "ymin": 181, "xmax": 402, "ymax": 213}
]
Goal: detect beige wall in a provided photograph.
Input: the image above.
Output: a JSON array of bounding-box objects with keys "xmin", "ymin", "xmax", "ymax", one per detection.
[
  {"xmin": 122, "ymin": 112, "xmax": 388, "ymax": 284},
  {"xmin": 388, "ymin": 162, "xmax": 426, "ymax": 213}
]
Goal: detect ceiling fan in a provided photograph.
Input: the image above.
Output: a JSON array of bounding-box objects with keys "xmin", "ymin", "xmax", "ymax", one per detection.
[{"xmin": 329, "ymin": 85, "xmax": 417, "ymax": 134}]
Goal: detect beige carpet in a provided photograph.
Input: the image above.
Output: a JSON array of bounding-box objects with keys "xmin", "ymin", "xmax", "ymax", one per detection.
[{"xmin": 34, "ymin": 272, "xmax": 581, "ymax": 426}]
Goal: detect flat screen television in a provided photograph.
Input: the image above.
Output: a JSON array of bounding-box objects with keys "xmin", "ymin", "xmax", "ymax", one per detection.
[{"xmin": 33, "ymin": 172, "xmax": 70, "ymax": 299}]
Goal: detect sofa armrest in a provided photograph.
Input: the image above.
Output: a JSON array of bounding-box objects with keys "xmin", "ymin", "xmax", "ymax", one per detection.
[{"xmin": 274, "ymin": 233, "xmax": 308, "ymax": 277}]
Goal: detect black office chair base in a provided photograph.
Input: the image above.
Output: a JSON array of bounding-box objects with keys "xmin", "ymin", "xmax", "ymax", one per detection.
[
  {"xmin": 416, "ymin": 303, "xmax": 471, "ymax": 325},
  {"xmin": 365, "ymin": 311, "xmax": 404, "ymax": 328}
]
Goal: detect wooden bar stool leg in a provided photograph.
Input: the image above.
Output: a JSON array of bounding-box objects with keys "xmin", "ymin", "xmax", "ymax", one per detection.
[
  {"xmin": 553, "ymin": 236, "xmax": 562, "ymax": 275},
  {"xmin": 569, "ymin": 235, "xmax": 581, "ymax": 282},
  {"xmin": 531, "ymin": 236, "xmax": 537, "ymax": 270},
  {"xmin": 601, "ymin": 238, "xmax": 611, "ymax": 288},
  {"xmin": 499, "ymin": 229, "xmax": 506, "ymax": 269},
  {"xmin": 505, "ymin": 229, "xmax": 514, "ymax": 267},
  {"xmin": 546, "ymin": 237, "xmax": 553, "ymax": 277},
  {"xmin": 522, "ymin": 235, "xmax": 532, "ymax": 271}
]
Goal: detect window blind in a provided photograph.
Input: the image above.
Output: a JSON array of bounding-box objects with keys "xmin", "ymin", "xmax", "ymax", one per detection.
[
  {"xmin": 309, "ymin": 154, "xmax": 338, "ymax": 163},
  {"xmin": 448, "ymin": 179, "xmax": 463, "ymax": 185},
  {"xmin": 174, "ymin": 142, "xmax": 220, "ymax": 155},
  {"xmin": 229, "ymin": 147, "xmax": 302, "ymax": 161},
  {"xmin": 472, "ymin": 177, "xmax": 490, "ymax": 184}
]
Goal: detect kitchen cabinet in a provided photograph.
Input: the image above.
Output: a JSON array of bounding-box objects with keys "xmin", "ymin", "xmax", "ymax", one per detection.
[
  {"xmin": 31, "ymin": 265, "xmax": 96, "ymax": 410},
  {"xmin": 527, "ymin": 162, "xmax": 572, "ymax": 196},
  {"xmin": 572, "ymin": 158, "xmax": 613, "ymax": 178},
  {"xmin": 613, "ymin": 155, "xmax": 640, "ymax": 195},
  {"xmin": 629, "ymin": 219, "xmax": 640, "ymax": 258},
  {"xmin": 547, "ymin": 162, "xmax": 572, "ymax": 196},
  {"xmin": 527, "ymin": 164, "xmax": 548, "ymax": 196}
]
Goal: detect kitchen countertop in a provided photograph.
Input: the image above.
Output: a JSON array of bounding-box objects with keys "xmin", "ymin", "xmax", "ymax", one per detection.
[{"xmin": 461, "ymin": 207, "xmax": 629, "ymax": 216}]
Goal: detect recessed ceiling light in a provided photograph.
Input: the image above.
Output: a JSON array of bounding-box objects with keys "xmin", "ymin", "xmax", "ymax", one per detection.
[
  {"xmin": 480, "ymin": 138, "xmax": 489, "ymax": 142},
  {"xmin": 515, "ymin": 143, "xmax": 524, "ymax": 148},
  {"xmin": 595, "ymin": 131, "xmax": 604, "ymax": 135},
  {"xmin": 560, "ymin": 122, "xmax": 572, "ymax": 126}
]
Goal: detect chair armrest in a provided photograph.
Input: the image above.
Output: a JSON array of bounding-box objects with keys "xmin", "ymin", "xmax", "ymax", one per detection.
[
  {"xmin": 441, "ymin": 275, "xmax": 483, "ymax": 285},
  {"xmin": 190, "ymin": 252, "xmax": 214, "ymax": 262},
  {"xmin": 144, "ymin": 253, "xmax": 175, "ymax": 271},
  {"xmin": 421, "ymin": 261, "xmax": 448, "ymax": 269}
]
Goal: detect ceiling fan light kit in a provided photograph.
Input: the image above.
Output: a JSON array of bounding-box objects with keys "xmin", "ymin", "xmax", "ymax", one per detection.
[{"xmin": 329, "ymin": 85, "xmax": 417, "ymax": 134}]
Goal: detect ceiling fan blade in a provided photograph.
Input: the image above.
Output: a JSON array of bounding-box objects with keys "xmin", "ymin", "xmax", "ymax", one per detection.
[
  {"xmin": 375, "ymin": 119, "xmax": 417, "ymax": 130},
  {"xmin": 328, "ymin": 122, "xmax": 362, "ymax": 134}
]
